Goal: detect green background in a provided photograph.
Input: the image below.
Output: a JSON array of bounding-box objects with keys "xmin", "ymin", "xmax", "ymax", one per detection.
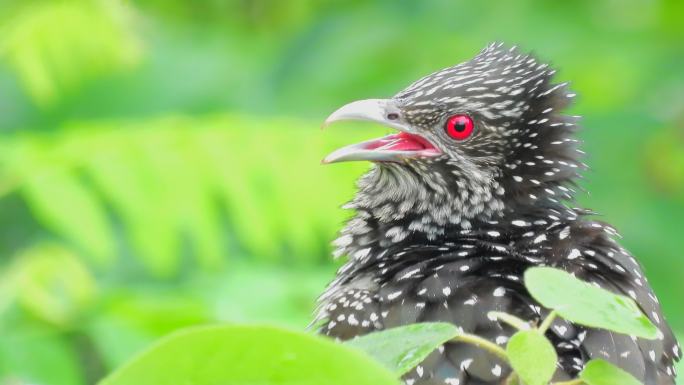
[{"xmin": 0, "ymin": 1, "xmax": 682, "ymax": 384}]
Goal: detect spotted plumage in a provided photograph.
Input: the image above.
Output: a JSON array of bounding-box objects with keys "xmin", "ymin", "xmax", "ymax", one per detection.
[{"xmin": 317, "ymin": 43, "xmax": 680, "ymax": 385}]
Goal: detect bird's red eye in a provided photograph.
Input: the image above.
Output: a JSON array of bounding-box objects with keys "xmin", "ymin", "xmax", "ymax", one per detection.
[{"xmin": 445, "ymin": 114, "xmax": 474, "ymax": 141}]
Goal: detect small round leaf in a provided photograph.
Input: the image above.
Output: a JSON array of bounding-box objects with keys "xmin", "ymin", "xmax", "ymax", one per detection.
[
  {"xmin": 506, "ymin": 330, "xmax": 557, "ymax": 385},
  {"xmin": 346, "ymin": 323, "xmax": 460, "ymax": 375},
  {"xmin": 525, "ymin": 267, "xmax": 658, "ymax": 339},
  {"xmin": 579, "ymin": 359, "xmax": 642, "ymax": 385}
]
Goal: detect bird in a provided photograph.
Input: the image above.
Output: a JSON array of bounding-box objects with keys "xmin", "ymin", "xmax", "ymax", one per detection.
[{"xmin": 315, "ymin": 43, "xmax": 681, "ymax": 385}]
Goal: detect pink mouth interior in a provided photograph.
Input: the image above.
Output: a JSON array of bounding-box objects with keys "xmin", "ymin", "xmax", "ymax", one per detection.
[{"xmin": 364, "ymin": 132, "xmax": 439, "ymax": 153}]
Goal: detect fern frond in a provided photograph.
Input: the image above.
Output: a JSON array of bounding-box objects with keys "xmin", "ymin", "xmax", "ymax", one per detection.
[{"xmin": 0, "ymin": 114, "xmax": 372, "ymax": 276}]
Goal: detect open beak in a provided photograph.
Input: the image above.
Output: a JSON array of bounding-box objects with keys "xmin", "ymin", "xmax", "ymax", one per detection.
[{"xmin": 322, "ymin": 99, "xmax": 440, "ymax": 164}]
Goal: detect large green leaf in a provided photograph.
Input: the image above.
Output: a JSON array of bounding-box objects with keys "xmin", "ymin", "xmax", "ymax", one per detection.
[
  {"xmin": 88, "ymin": 291, "xmax": 212, "ymax": 370},
  {"xmin": 579, "ymin": 359, "xmax": 642, "ymax": 385},
  {"xmin": 506, "ymin": 330, "xmax": 557, "ymax": 385},
  {"xmin": 98, "ymin": 325, "xmax": 400, "ymax": 385},
  {"xmin": 345, "ymin": 323, "xmax": 459, "ymax": 375},
  {"xmin": 524, "ymin": 267, "xmax": 658, "ymax": 339}
]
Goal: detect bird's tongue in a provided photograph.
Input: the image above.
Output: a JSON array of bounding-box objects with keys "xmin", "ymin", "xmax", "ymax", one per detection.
[
  {"xmin": 365, "ymin": 132, "xmax": 434, "ymax": 152},
  {"xmin": 322, "ymin": 130, "xmax": 440, "ymax": 164}
]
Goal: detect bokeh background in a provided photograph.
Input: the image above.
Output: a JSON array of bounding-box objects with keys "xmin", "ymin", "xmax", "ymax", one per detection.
[{"xmin": 0, "ymin": 1, "xmax": 682, "ymax": 384}]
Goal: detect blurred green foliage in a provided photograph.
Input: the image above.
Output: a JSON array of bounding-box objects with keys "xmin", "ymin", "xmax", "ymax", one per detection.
[{"xmin": 0, "ymin": 0, "xmax": 682, "ymax": 384}]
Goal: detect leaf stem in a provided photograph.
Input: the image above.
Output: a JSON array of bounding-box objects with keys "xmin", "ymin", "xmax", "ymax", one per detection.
[
  {"xmin": 538, "ymin": 310, "xmax": 559, "ymax": 334},
  {"xmin": 452, "ymin": 333, "xmax": 508, "ymax": 363},
  {"xmin": 488, "ymin": 311, "xmax": 531, "ymax": 331}
]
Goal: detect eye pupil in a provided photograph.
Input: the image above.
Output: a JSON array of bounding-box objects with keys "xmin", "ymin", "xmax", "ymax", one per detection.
[{"xmin": 445, "ymin": 114, "xmax": 474, "ymax": 140}]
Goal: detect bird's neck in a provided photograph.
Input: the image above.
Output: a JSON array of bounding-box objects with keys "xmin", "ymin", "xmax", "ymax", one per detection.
[{"xmin": 333, "ymin": 164, "xmax": 578, "ymax": 260}]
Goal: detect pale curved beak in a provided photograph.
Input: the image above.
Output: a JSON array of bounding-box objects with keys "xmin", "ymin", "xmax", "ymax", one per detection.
[
  {"xmin": 322, "ymin": 99, "xmax": 411, "ymax": 131},
  {"xmin": 322, "ymin": 99, "xmax": 440, "ymax": 164}
]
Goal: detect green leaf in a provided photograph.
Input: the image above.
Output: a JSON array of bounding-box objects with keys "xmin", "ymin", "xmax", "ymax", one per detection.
[
  {"xmin": 506, "ymin": 330, "xmax": 557, "ymax": 385},
  {"xmin": 98, "ymin": 324, "xmax": 400, "ymax": 385},
  {"xmin": 0, "ymin": 327, "xmax": 85, "ymax": 385},
  {"xmin": 88, "ymin": 291, "xmax": 212, "ymax": 370},
  {"xmin": 345, "ymin": 323, "xmax": 459, "ymax": 375},
  {"xmin": 14, "ymin": 243, "xmax": 97, "ymax": 327},
  {"xmin": 83, "ymin": 131, "xmax": 180, "ymax": 277},
  {"xmin": 21, "ymin": 164, "xmax": 115, "ymax": 267},
  {"xmin": 524, "ymin": 267, "xmax": 658, "ymax": 339},
  {"xmin": 579, "ymin": 359, "xmax": 642, "ymax": 385},
  {"xmin": 0, "ymin": 1, "xmax": 142, "ymax": 105},
  {"xmin": 0, "ymin": 115, "xmax": 376, "ymax": 273}
]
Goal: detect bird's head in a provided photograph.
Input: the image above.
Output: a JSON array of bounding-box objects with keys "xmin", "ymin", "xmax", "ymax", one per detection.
[{"xmin": 324, "ymin": 43, "xmax": 583, "ymax": 242}]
